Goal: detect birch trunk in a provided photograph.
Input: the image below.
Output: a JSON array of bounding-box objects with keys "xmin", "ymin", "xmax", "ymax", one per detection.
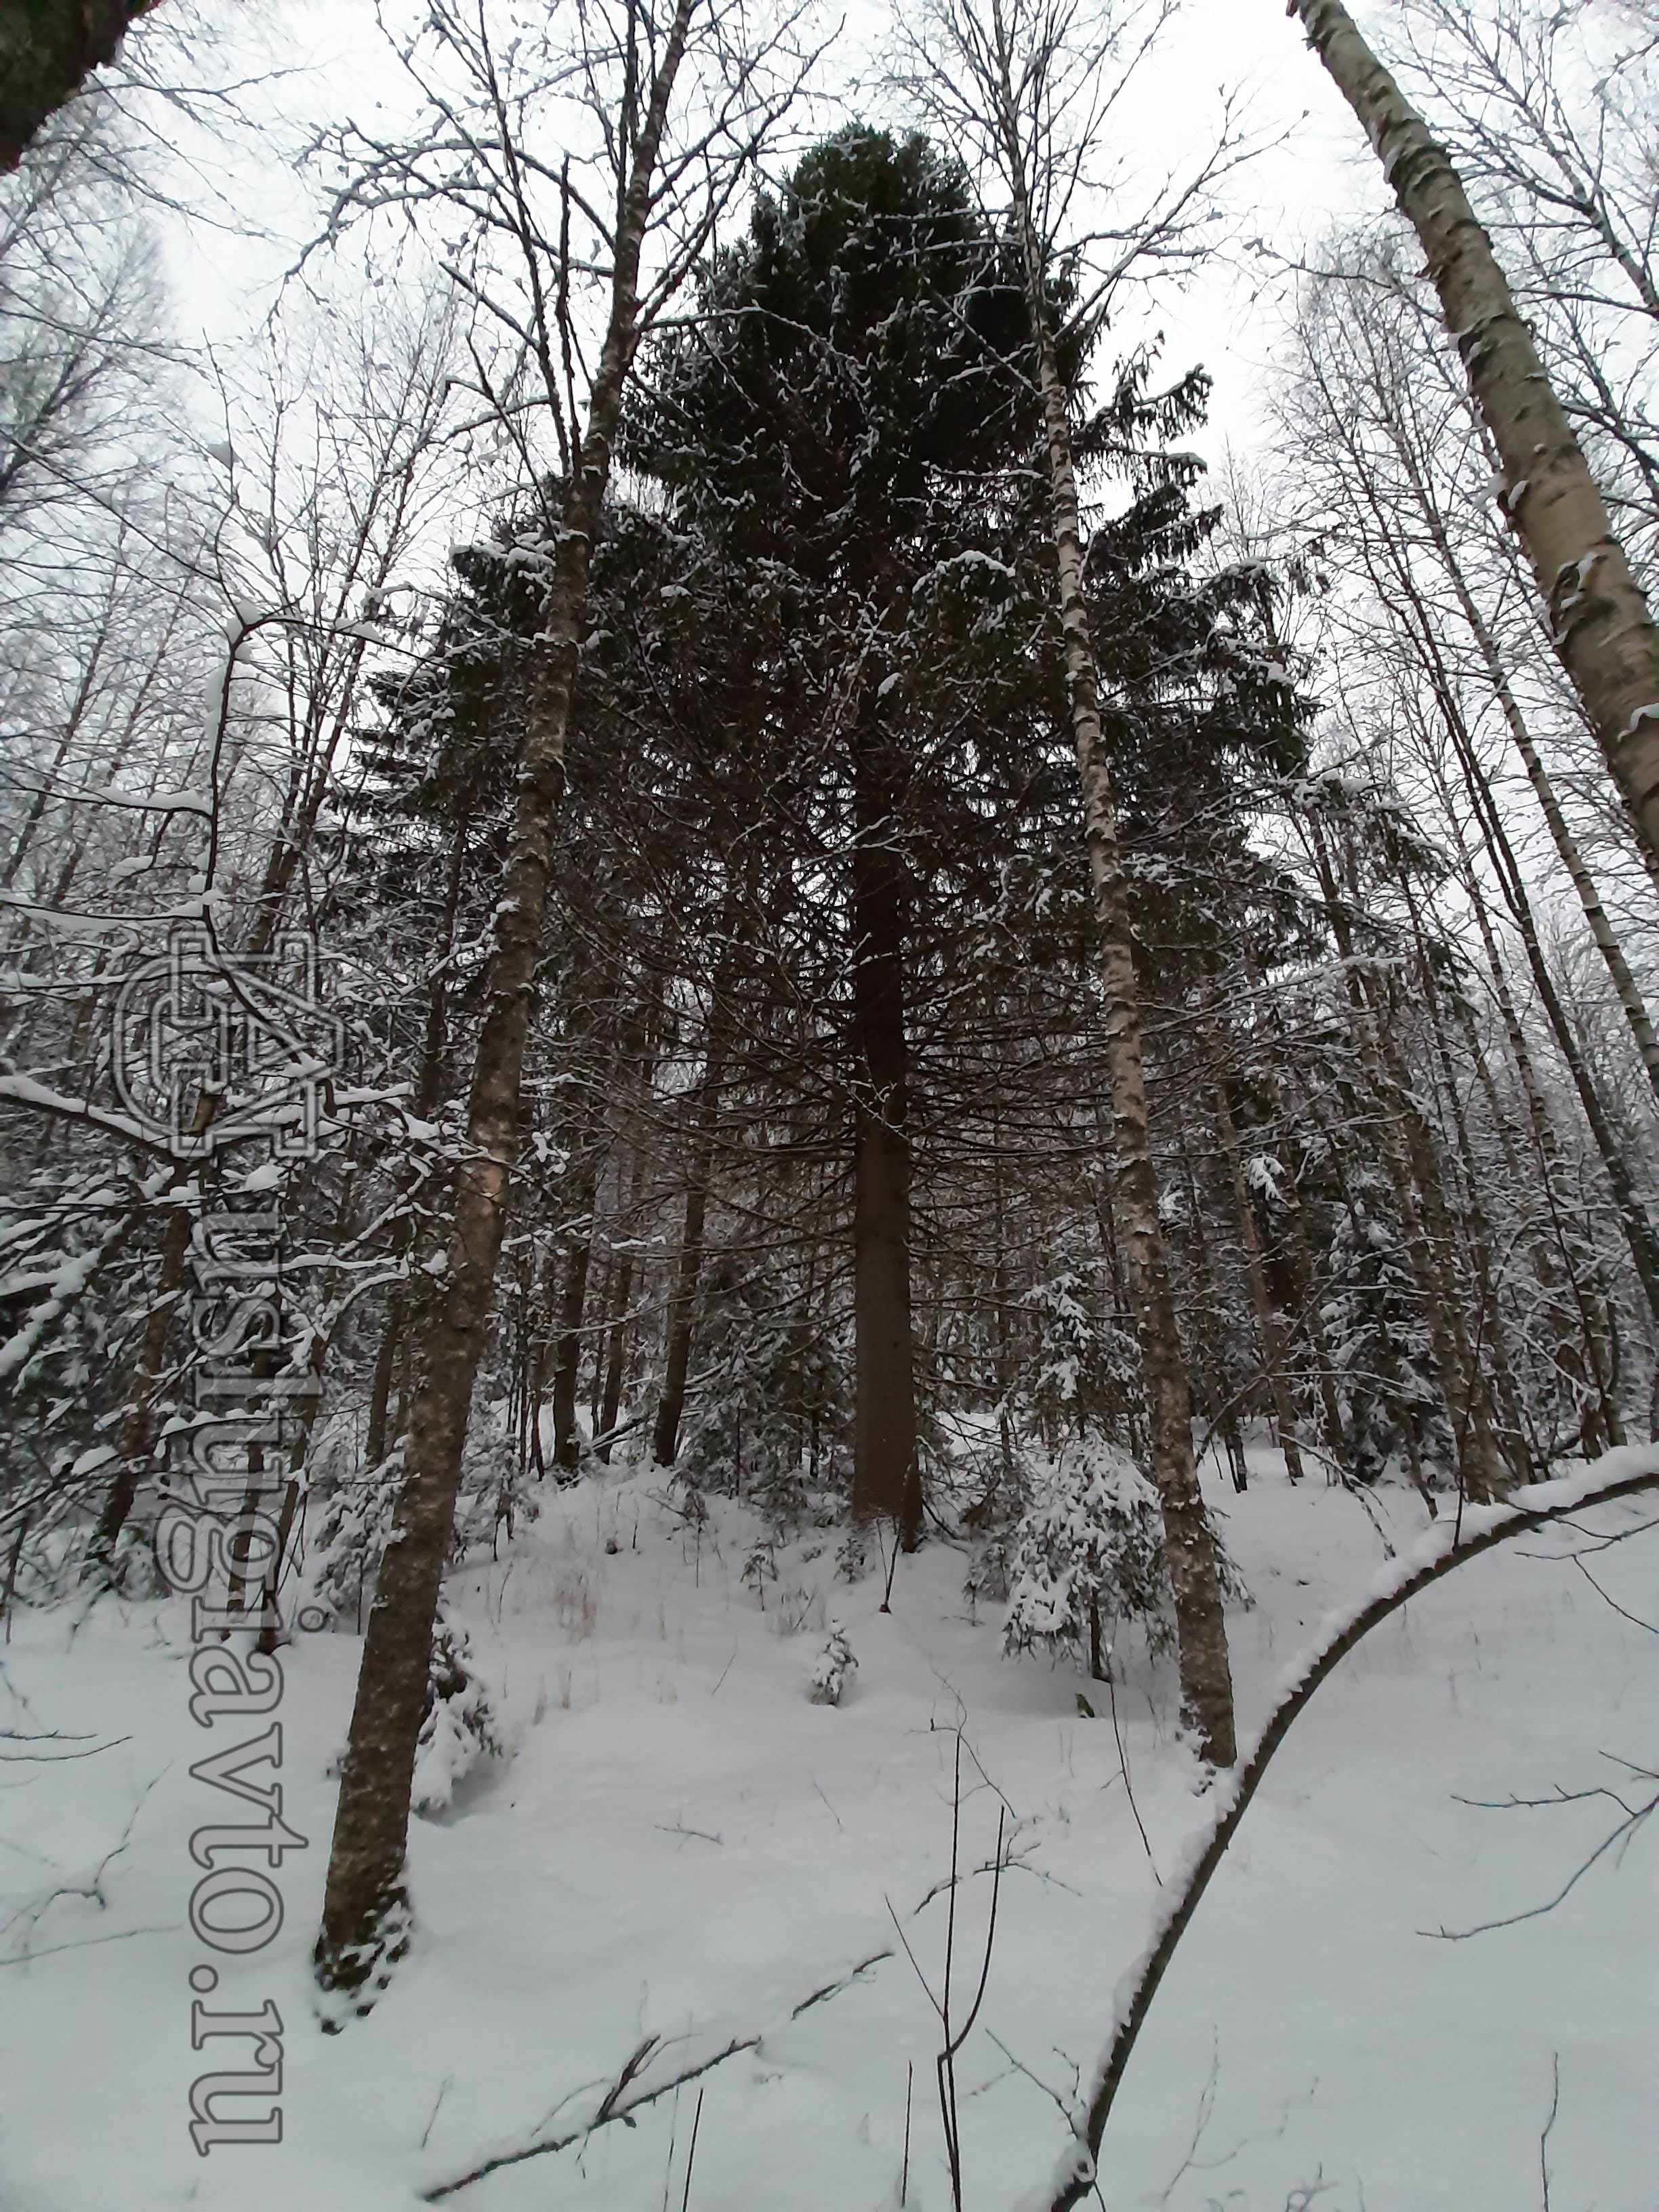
[
  {"xmin": 651, "ymin": 978, "xmax": 733, "ymax": 1469},
  {"xmin": 314, "ymin": 0, "xmax": 695, "ymax": 2003},
  {"xmin": 1398, "ymin": 455, "xmax": 1659, "ymax": 1101},
  {"xmin": 1027, "ymin": 300, "xmax": 1235, "ymax": 1765},
  {"xmin": 1290, "ymin": 0, "xmax": 1659, "ymax": 868}
]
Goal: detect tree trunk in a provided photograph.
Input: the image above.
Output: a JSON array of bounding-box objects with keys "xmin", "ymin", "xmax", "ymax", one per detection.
[
  {"xmin": 1429, "ymin": 666, "xmax": 1659, "ymax": 1328},
  {"xmin": 1211, "ymin": 1073, "xmax": 1305, "ymax": 1485},
  {"xmin": 849, "ymin": 705, "xmax": 922, "ymax": 1551},
  {"xmin": 312, "ymin": 0, "xmax": 696, "ymax": 2007},
  {"xmin": 550, "ymin": 1165, "xmax": 598, "ymax": 1473},
  {"xmin": 598, "ymin": 1149, "xmax": 647, "ymax": 1461},
  {"xmin": 1401, "ymin": 455, "xmax": 1659, "ymax": 1103},
  {"xmin": 1456, "ymin": 895, "xmax": 1622, "ymax": 1453},
  {"xmin": 364, "ymin": 806, "xmax": 470, "ymax": 1472},
  {"xmin": 1309, "ymin": 815, "xmax": 1502, "ymax": 1502},
  {"xmin": 0, "ymin": 0, "xmax": 155, "ymax": 171},
  {"xmin": 1290, "ymin": 0, "xmax": 1659, "ymax": 869},
  {"xmin": 1397, "ymin": 879, "xmax": 1536, "ymax": 1484},
  {"xmin": 651, "ymin": 1012, "xmax": 728, "ymax": 1469},
  {"xmin": 1024, "ymin": 283, "xmax": 1235, "ymax": 1765}
]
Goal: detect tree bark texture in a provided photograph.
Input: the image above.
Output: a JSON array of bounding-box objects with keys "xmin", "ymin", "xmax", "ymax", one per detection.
[
  {"xmin": 0, "ymin": 0, "xmax": 154, "ymax": 171},
  {"xmin": 849, "ymin": 708, "xmax": 922, "ymax": 1550},
  {"xmin": 1290, "ymin": 0, "xmax": 1659, "ymax": 869}
]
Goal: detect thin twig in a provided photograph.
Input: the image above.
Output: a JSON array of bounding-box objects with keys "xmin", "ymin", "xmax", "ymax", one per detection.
[
  {"xmin": 1539, "ymin": 2053, "xmax": 1559, "ymax": 2212},
  {"xmin": 425, "ymin": 1953, "xmax": 892, "ymax": 2199},
  {"xmin": 1105, "ymin": 1662, "xmax": 1160, "ymax": 1885},
  {"xmin": 1572, "ymin": 1552, "xmax": 1658, "ymax": 1633},
  {"xmin": 679, "ymin": 2087, "xmax": 703, "ymax": 2212},
  {"xmin": 1422, "ymin": 1790, "xmax": 1657, "ymax": 1939},
  {"xmin": 420, "ymin": 2076, "xmax": 454, "ymax": 2152},
  {"xmin": 901, "ymin": 2060, "xmax": 912, "ymax": 2207}
]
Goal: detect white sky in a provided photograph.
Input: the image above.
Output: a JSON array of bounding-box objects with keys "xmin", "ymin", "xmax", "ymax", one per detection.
[{"xmin": 155, "ymin": 0, "xmax": 1402, "ymax": 484}]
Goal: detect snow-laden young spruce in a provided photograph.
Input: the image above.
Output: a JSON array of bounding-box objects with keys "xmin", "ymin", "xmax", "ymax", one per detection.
[
  {"xmin": 411, "ymin": 1611, "xmax": 506, "ymax": 1816},
  {"xmin": 1002, "ymin": 1435, "xmax": 1175, "ymax": 1683},
  {"xmin": 809, "ymin": 1619, "xmax": 857, "ymax": 1705}
]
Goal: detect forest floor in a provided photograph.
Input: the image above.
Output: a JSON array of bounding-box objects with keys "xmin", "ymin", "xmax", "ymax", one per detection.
[{"xmin": 2, "ymin": 1441, "xmax": 1656, "ymax": 2212}]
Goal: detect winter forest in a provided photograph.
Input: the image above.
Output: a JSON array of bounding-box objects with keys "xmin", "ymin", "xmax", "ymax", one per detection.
[{"xmin": 1, "ymin": 0, "xmax": 1656, "ymax": 2205}]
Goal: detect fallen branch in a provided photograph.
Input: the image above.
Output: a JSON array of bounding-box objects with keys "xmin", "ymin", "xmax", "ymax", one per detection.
[
  {"xmin": 423, "ymin": 1947, "xmax": 893, "ymax": 2199},
  {"xmin": 1024, "ymin": 1450, "xmax": 1659, "ymax": 2212}
]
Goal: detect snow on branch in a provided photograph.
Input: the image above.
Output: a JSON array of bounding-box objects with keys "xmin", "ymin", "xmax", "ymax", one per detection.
[
  {"xmin": 421, "ymin": 1946, "xmax": 894, "ymax": 2199},
  {"xmin": 1019, "ymin": 1448, "xmax": 1659, "ymax": 2212}
]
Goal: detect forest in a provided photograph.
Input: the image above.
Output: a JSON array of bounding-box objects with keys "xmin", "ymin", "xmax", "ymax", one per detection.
[{"xmin": 0, "ymin": 2, "xmax": 1655, "ymax": 2208}]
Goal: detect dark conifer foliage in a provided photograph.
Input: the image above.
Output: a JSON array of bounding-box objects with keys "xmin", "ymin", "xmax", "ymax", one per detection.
[{"xmin": 5, "ymin": 33, "xmax": 1656, "ymax": 2070}]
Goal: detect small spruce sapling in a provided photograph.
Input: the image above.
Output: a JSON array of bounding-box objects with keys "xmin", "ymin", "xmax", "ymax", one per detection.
[
  {"xmin": 741, "ymin": 1536, "xmax": 779, "ymax": 1607},
  {"xmin": 809, "ymin": 1620, "xmax": 857, "ymax": 1705},
  {"xmin": 310, "ymin": 1449, "xmax": 407, "ymax": 1632},
  {"xmin": 1002, "ymin": 1437, "xmax": 1173, "ymax": 1681},
  {"xmin": 836, "ymin": 1527, "xmax": 870, "ymax": 1582},
  {"xmin": 411, "ymin": 1611, "xmax": 506, "ymax": 1816}
]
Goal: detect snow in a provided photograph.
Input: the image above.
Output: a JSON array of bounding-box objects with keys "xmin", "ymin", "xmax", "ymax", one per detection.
[{"xmin": 1, "ymin": 1446, "xmax": 1654, "ymax": 2212}]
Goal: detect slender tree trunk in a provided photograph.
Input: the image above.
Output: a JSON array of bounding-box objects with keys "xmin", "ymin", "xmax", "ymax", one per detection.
[
  {"xmin": 1430, "ymin": 672, "xmax": 1659, "ymax": 1327},
  {"xmin": 588, "ymin": 1250, "xmax": 613, "ymax": 1431},
  {"xmin": 651, "ymin": 1006, "xmax": 729, "ymax": 1469},
  {"xmin": 1211, "ymin": 1073, "xmax": 1305, "ymax": 1485},
  {"xmin": 1284, "ymin": 1163, "xmax": 1353, "ymax": 1481},
  {"xmin": 1309, "ymin": 816, "xmax": 1502, "ymax": 1501},
  {"xmin": 1291, "ymin": 0, "xmax": 1659, "ymax": 867},
  {"xmin": 598, "ymin": 1149, "xmax": 647, "ymax": 1461},
  {"xmin": 1023, "ymin": 282, "xmax": 1234, "ymax": 1764},
  {"xmin": 990, "ymin": 1116, "xmax": 1017, "ymax": 1495},
  {"xmin": 313, "ymin": 0, "xmax": 696, "ymax": 2004},
  {"xmin": 550, "ymin": 1163, "xmax": 598, "ymax": 1473},
  {"xmin": 1172, "ymin": 1099, "xmax": 1242, "ymax": 1490},
  {"xmin": 1398, "ymin": 880, "xmax": 1536, "ymax": 1483},
  {"xmin": 365, "ymin": 809, "xmax": 470, "ymax": 1472},
  {"xmin": 1405, "ymin": 461, "xmax": 1659, "ymax": 1101},
  {"xmin": 849, "ymin": 706, "xmax": 922, "ymax": 1551},
  {"xmin": 1456, "ymin": 897, "xmax": 1622, "ymax": 1452}
]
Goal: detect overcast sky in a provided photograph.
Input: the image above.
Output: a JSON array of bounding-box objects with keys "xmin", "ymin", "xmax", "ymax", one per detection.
[{"xmin": 159, "ymin": 0, "xmax": 1401, "ymax": 482}]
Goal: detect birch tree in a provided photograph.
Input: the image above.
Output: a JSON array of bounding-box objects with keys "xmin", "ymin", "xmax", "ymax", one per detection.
[
  {"xmin": 1284, "ymin": 0, "xmax": 1659, "ymax": 873},
  {"xmin": 894, "ymin": 0, "xmax": 1242, "ymax": 1765},
  {"xmin": 310, "ymin": 0, "xmax": 813, "ymax": 2007}
]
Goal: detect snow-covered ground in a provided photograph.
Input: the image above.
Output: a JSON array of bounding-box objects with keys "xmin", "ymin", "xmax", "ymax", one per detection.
[{"xmin": 3, "ymin": 1448, "xmax": 1655, "ymax": 2212}]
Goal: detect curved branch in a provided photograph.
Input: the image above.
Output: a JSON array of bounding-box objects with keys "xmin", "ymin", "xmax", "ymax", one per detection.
[{"xmin": 1035, "ymin": 1452, "xmax": 1659, "ymax": 2212}]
